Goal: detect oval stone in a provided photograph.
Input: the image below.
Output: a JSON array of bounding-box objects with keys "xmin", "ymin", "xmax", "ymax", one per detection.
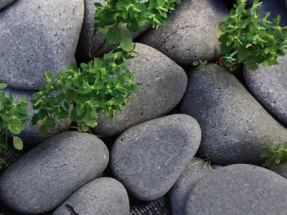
[
  {"xmin": 111, "ymin": 114, "xmax": 201, "ymax": 201},
  {"xmin": 0, "ymin": 132, "xmax": 109, "ymax": 214},
  {"xmin": 0, "ymin": 0, "xmax": 16, "ymax": 10},
  {"xmin": 53, "ymin": 178, "xmax": 129, "ymax": 215}
]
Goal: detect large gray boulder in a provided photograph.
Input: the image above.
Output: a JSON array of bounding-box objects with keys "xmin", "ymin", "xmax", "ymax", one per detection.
[
  {"xmin": 186, "ymin": 164, "xmax": 287, "ymax": 215},
  {"xmin": 273, "ymin": 163, "xmax": 287, "ymax": 179},
  {"xmin": 0, "ymin": 0, "xmax": 16, "ymax": 10},
  {"xmin": 243, "ymin": 53, "xmax": 287, "ymax": 125},
  {"xmin": 0, "ymin": 0, "xmax": 84, "ymax": 90},
  {"xmin": 111, "ymin": 114, "xmax": 201, "ymax": 201},
  {"xmin": 0, "ymin": 87, "xmax": 71, "ymax": 144},
  {"xmin": 91, "ymin": 43, "xmax": 187, "ymax": 137},
  {"xmin": 53, "ymin": 178, "xmax": 129, "ymax": 215},
  {"xmin": 180, "ymin": 64, "xmax": 287, "ymax": 165},
  {"xmin": 169, "ymin": 157, "xmax": 217, "ymax": 215},
  {"xmin": 138, "ymin": 0, "xmax": 229, "ymax": 65},
  {"xmin": 0, "ymin": 132, "xmax": 109, "ymax": 214}
]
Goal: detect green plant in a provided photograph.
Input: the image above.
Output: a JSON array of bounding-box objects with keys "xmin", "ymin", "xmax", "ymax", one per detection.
[
  {"xmin": 185, "ymin": 153, "xmax": 222, "ymax": 171},
  {"xmin": 261, "ymin": 143, "xmax": 287, "ymax": 169},
  {"xmin": 218, "ymin": 0, "xmax": 287, "ymax": 71},
  {"xmin": 0, "ymin": 83, "xmax": 28, "ymax": 169},
  {"xmin": 192, "ymin": 60, "xmax": 208, "ymax": 71}
]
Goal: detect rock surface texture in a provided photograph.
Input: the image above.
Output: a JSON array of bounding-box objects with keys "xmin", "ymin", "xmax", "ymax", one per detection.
[
  {"xmin": 91, "ymin": 43, "xmax": 187, "ymax": 136},
  {"xmin": 0, "ymin": 0, "xmax": 16, "ymax": 10},
  {"xmin": 138, "ymin": 0, "xmax": 229, "ymax": 65},
  {"xmin": 53, "ymin": 178, "xmax": 129, "ymax": 215},
  {"xmin": 0, "ymin": 132, "xmax": 109, "ymax": 214},
  {"xmin": 180, "ymin": 64, "xmax": 287, "ymax": 165},
  {"xmin": 244, "ymin": 54, "xmax": 287, "ymax": 125},
  {"xmin": 111, "ymin": 114, "xmax": 201, "ymax": 201},
  {"xmin": 0, "ymin": 0, "xmax": 84, "ymax": 90},
  {"xmin": 186, "ymin": 164, "xmax": 287, "ymax": 215}
]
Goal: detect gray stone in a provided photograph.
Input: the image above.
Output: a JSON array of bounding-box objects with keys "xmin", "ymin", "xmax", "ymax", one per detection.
[
  {"xmin": 0, "ymin": 132, "xmax": 109, "ymax": 214},
  {"xmin": 186, "ymin": 164, "xmax": 287, "ymax": 215},
  {"xmin": 76, "ymin": 0, "xmax": 149, "ymax": 61},
  {"xmin": 138, "ymin": 0, "xmax": 229, "ymax": 65},
  {"xmin": 243, "ymin": 53, "xmax": 287, "ymax": 125},
  {"xmin": 169, "ymin": 157, "xmax": 216, "ymax": 215},
  {"xmin": 180, "ymin": 64, "xmax": 287, "ymax": 165},
  {"xmin": 53, "ymin": 177, "xmax": 129, "ymax": 215},
  {"xmin": 91, "ymin": 43, "xmax": 187, "ymax": 137},
  {"xmin": 0, "ymin": 87, "xmax": 71, "ymax": 144},
  {"xmin": 0, "ymin": 0, "xmax": 84, "ymax": 90},
  {"xmin": 111, "ymin": 114, "xmax": 201, "ymax": 201},
  {"xmin": 0, "ymin": 0, "xmax": 16, "ymax": 10},
  {"xmin": 273, "ymin": 164, "xmax": 287, "ymax": 179}
]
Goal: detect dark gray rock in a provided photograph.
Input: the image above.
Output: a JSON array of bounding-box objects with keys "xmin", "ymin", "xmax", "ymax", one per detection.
[
  {"xmin": 273, "ymin": 164, "xmax": 287, "ymax": 179},
  {"xmin": 53, "ymin": 177, "xmax": 129, "ymax": 215},
  {"xmin": 180, "ymin": 64, "xmax": 287, "ymax": 165},
  {"xmin": 243, "ymin": 53, "xmax": 287, "ymax": 125},
  {"xmin": 169, "ymin": 157, "xmax": 216, "ymax": 215},
  {"xmin": 0, "ymin": 87, "xmax": 71, "ymax": 144},
  {"xmin": 186, "ymin": 164, "xmax": 287, "ymax": 215},
  {"xmin": 0, "ymin": 0, "xmax": 16, "ymax": 10},
  {"xmin": 138, "ymin": 0, "xmax": 229, "ymax": 65},
  {"xmin": 0, "ymin": 0, "xmax": 84, "ymax": 90},
  {"xmin": 91, "ymin": 43, "xmax": 187, "ymax": 137},
  {"xmin": 111, "ymin": 114, "xmax": 201, "ymax": 201},
  {"xmin": 76, "ymin": 0, "xmax": 149, "ymax": 61},
  {"xmin": 0, "ymin": 132, "xmax": 109, "ymax": 214}
]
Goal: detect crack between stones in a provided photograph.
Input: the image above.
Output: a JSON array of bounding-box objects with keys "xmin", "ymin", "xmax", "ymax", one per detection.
[{"xmin": 65, "ymin": 204, "xmax": 79, "ymax": 215}]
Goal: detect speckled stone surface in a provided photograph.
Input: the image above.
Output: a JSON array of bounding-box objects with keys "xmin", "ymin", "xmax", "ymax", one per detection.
[
  {"xmin": 0, "ymin": 87, "xmax": 71, "ymax": 144},
  {"xmin": 53, "ymin": 178, "xmax": 129, "ymax": 215},
  {"xmin": 273, "ymin": 164, "xmax": 287, "ymax": 179},
  {"xmin": 76, "ymin": 0, "xmax": 149, "ymax": 61},
  {"xmin": 0, "ymin": 0, "xmax": 16, "ymax": 10},
  {"xmin": 243, "ymin": 53, "xmax": 287, "ymax": 125},
  {"xmin": 138, "ymin": 0, "xmax": 229, "ymax": 65},
  {"xmin": 186, "ymin": 164, "xmax": 287, "ymax": 215},
  {"xmin": 111, "ymin": 114, "xmax": 201, "ymax": 201},
  {"xmin": 91, "ymin": 43, "xmax": 187, "ymax": 137},
  {"xmin": 169, "ymin": 157, "xmax": 216, "ymax": 215},
  {"xmin": 0, "ymin": 0, "xmax": 84, "ymax": 90},
  {"xmin": 180, "ymin": 64, "xmax": 287, "ymax": 165},
  {"xmin": 0, "ymin": 132, "xmax": 109, "ymax": 214}
]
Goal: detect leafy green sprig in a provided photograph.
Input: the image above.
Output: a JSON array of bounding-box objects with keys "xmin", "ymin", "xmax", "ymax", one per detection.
[
  {"xmin": 31, "ymin": 51, "xmax": 141, "ymax": 137},
  {"xmin": 261, "ymin": 143, "xmax": 287, "ymax": 169},
  {"xmin": 218, "ymin": 0, "xmax": 287, "ymax": 71},
  {"xmin": 0, "ymin": 83, "xmax": 28, "ymax": 169}
]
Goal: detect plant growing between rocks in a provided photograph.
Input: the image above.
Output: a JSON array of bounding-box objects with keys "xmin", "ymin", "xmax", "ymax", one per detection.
[{"xmin": 261, "ymin": 142, "xmax": 287, "ymax": 169}]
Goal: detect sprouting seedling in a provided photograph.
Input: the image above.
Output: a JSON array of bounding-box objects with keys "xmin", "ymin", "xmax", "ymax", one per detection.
[
  {"xmin": 192, "ymin": 60, "xmax": 208, "ymax": 71},
  {"xmin": 222, "ymin": 50, "xmax": 238, "ymax": 67},
  {"xmin": 185, "ymin": 153, "xmax": 223, "ymax": 171}
]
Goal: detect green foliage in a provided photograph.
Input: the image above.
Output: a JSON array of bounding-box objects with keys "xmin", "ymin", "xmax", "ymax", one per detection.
[
  {"xmin": 192, "ymin": 60, "xmax": 208, "ymax": 71},
  {"xmin": 31, "ymin": 52, "xmax": 141, "ymax": 136},
  {"xmin": 0, "ymin": 85, "xmax": 28, "ymax": 169},
  {"xmin": 261, "ymin": 142, "xmax": 287, "ymax": 169},
  {"xmin": 218, "ymin": 0, "xmax": 287, "ymax": 71}
]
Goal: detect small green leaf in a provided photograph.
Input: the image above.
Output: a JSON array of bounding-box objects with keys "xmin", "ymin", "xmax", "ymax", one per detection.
[
  {"xmin": 0, "ymin": 83, "xmax": 7, "ymax": 89},
  {"xmin": 120, "ymin": 32, "xmax": 133, "ymax": 52},
  {"xmin": 106, "ymin": 25, "xmax": 121, "ymax": 45},
  {"xmin": 45, "ymin": 117, "xmax": 55, "ymax": 128},
  {"xmin": 40, "ymin": 125, "xmax": 48, "ymax": 137},
  {"xmin": 193, "ymin": 61, "xmax": 199, "ymax": 66},
  {"xmin": 13, "ymin": 136, "xmax": 23, "ymax": 150},
  {"xmin": 0, "ymin": 158, "xmax": 5, "ymax": 164}
]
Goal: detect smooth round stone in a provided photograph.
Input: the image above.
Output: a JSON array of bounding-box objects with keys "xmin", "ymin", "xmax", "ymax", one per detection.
[
  {"xmin": 91, "ymin": 43, "xmax": 187, "ymax": 137},
  {"xmin": 53, "ymin": 178, "xmax": 129, "ymax": 215},
  {"xmin": 0, "ymin": 0, "xmax": 84, "ymax": 90},
  {"xmin": 0, "ymin": 87, "xmax": 71, "ymax": 144},
  {"xmin": 138, "ymin": 0, "xmax": 229, "ymax": 65},
  {"xmin": 169, "ymin": 157, "xmax": 216, "ymax": 215},
  {"xmin": 273, "ymin": 164, "xmax": 287, "ymax": 179},
  {"xmin": 0, "ymin": 132, "xmax": 109, "ymax": 214},
  {"xmin": 180, "ymin": 64, "xmax": 287, "ymax": 165},
  {"xmin": 111, "ymin": 114, "xmax": 201, "ymax": 201},
  {"xmin": 0, "ymin": 0, "xmax": 16, "ymax": 10},
  {"xmin": 244, "ymin": 53, "xmax": 287, "ymax": 125},
  {"xmin": 186, "ymin": 164, "xmax": 287, "ymax": 215}
]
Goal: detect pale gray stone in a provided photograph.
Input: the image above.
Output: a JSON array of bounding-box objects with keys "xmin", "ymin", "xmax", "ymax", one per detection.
[
  {"xmin": 273, "ymin": 164, "xmax": 287, "ymax": 179},
  {"xmin": 169, "ymin": 157, "xmax": 216, "ymax": 215},
  {"xmin": 0, "ymin": 0, "xmax": 84, "ymax": 90},
  {"xmin": 186, "ymin": 164, "xmax": 287, "ymax": 215},
  {"xmin": 91, "ymin": 43, "xmax": 187, "ymax": 137},
  {"xmin": 244, "ymin": 53, "xmax": 287, "ymax": 125},
  {"xmin": 138, "ymin": 0, "xmax": 229, "ymax": 65},
  {"xmin": 180, "ymin": 64, "xmax": 287, "ymax": 165},
  {"xmin": 0, "ymin": 87, "xmax": 71, "ymax": 144},
  {"xmin": 53, "ymin": 178, "xmax": 129, "ymax": 215},
  {"xmin": 0, "ymin": 0, "xmax": 16, "ymax": 10},
  {"xmin": 111, "ymin": 114, "xmax": 201, "ymax": 201},
  {"xmin": 0, "ymin": 132, "xmax": 109, "ymax": 214}
]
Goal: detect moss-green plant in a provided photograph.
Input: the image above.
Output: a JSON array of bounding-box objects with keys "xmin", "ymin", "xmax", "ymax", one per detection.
[
  {"xmin": 261, "ymin": 142, "xmax": 287, "ymax": 169},
  {"xmin": 0, "ymin": 83, "xmax": 28, "ymax": 169},
  {"xmin": 218, "ymin": 0, "xmax": 287, "ymax": 71},
  {"xmin": 192, "ymin": 60, "xmax": 208, "ymax": 71}
]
